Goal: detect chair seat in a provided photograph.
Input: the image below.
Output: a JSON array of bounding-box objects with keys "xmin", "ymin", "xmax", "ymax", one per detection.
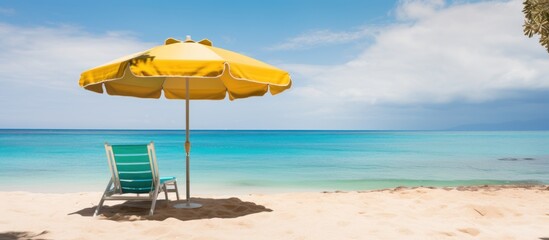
[{"xmin": 160, "ymin": 176, "xmax": 176, "ymax": 184}]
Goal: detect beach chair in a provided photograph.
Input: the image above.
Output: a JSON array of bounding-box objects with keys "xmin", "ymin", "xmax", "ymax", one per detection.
[{"xmin": 94, "ymin": 142, "xmax": 180, "ymax": 216}]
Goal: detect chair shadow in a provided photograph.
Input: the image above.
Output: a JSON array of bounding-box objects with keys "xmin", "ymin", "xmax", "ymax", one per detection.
[
  {"xmin": 0, "ymin": 231, "xmax": 49, "ymax": 240},
  {"xmin": 69, "ymin": 197, "xmax": 272, "ymax": 221}
]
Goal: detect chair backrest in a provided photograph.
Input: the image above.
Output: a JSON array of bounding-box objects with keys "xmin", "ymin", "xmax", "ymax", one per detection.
[{"xmin": 104, "ymin": 142, "xmax": 160, "ymax": 194}]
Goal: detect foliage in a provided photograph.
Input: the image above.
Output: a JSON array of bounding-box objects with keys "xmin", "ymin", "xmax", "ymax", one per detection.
[{"xmin": 523, "ymin": 0, "xmax": 549, "ymax": 52}]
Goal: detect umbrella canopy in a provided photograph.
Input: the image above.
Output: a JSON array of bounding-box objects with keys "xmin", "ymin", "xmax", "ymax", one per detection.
[
  {"xmin": 79, "ymin": 36, "xmax": 292, "ymax": 208},
  {"xmin": 80, "ymin": 36, "xmax": 291, "ymax": 100}
]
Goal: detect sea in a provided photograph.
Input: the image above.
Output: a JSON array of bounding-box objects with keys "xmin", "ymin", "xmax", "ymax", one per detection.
[{"xmin": 0, "ymin": 129, "xmax": 548, "ymax": 193}]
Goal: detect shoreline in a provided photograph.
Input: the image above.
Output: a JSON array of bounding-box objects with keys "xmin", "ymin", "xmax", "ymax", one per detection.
[
  {"xmin": 5, "ymin": 184, "xmax": 545, "ymax": 197},
  {"xmin": 3, "ymin": 179, "xmax": 547, "ymax": 195},
  {"xmin": 1, "ymin": 184, "xmax": 548, "ymax": 239}
]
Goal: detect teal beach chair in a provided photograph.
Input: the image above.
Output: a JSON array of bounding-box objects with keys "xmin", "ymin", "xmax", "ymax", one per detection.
[{"xmin": 94, "ymin": 142, "xmax": 180, "ymax": 216}]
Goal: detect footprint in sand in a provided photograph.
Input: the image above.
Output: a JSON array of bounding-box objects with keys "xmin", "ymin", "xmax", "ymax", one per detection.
[
  {"xmin": 468, "ymin": 205, "xmax": 504, "ymax": 218},
  {"xmin": 458, "ymin": 227, "xmax": 480, "ymax": 236},
  {"xmin": 398, "ymin": 228, "xmax": 413, "ymax": 234},
  {"xmin": 438, "ymin": 231, "xmax": 456, "ymax": 237}
]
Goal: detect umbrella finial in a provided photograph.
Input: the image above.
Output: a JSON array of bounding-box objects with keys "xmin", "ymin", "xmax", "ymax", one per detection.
[{"xmin": 185, "ymin": 35, "xmax": 194, "ymax": 43}]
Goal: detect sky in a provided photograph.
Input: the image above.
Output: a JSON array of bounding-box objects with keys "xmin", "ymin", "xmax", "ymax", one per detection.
[{"xmin": 0, "ymin": 0, "xmax": 548, "ymax": 130}]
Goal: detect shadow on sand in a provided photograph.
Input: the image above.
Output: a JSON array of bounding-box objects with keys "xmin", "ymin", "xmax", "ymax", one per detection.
[
  {"xmin": 0, "ymin": 231, "xmax": 49, "ymax": 240},
  {"xmin": 69, "ymin": 197, "xmax": 272, "ymax": 221}
]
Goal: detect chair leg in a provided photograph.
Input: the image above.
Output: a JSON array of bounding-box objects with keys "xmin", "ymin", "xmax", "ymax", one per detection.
[
  {"xmin": 94, "ymin": 197, "xmax": 105, "ymax": 217},
  {"xmin": 163, "ymin": 184, "xmax": 169, "ymax": 200},
  {"xmin": 94, "ymin": 180, "xmax": 113, "ymax": 217},
  {"xmin": 174, "ymin": 181, "xmax": 180, "ymax": 200},
  {"xmin": 149, "ymin": 187, "xmax": 161, "ymax": 216}
]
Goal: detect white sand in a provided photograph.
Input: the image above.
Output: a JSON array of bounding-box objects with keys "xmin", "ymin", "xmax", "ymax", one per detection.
[{"xmin": 0, "ymin": 185, "xmax": 548, "ymax": 239}]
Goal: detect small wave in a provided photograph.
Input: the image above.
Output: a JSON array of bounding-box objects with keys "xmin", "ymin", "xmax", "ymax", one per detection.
[{"xmin": 498, "ymin": 157, "xmax": 535, "ymax": 161}]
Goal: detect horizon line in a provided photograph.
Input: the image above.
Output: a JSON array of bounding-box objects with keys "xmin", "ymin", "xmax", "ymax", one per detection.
[{"xmin": 1, "ymin": 128, "xmax": 548, "ymax": 132}]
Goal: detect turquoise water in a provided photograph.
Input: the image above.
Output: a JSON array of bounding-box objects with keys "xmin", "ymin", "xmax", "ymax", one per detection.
[{"xmin": 0, "ymin": 129, "xmax": 548, "ymax": 193}]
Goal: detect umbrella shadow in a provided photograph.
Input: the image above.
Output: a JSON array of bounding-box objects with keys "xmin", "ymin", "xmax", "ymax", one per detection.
[
  {"xmin": 70, "ymin": 197, "xmax": 272, "ymax": 221},
  {"xmin": 129, "ymin": 52, "xmax": 155, "ymax": 67},
  {"xmin": 127, "ymin": 53, "xmax": 221, "ymax": 77}
]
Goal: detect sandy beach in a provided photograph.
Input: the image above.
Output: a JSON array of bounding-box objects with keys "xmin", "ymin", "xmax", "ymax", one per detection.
[{"xmin": 0, "ymin": 185, "xmax": 547, "ymax": 240}]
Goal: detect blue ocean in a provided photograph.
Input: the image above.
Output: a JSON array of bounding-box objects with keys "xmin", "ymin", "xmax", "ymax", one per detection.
[{"xmin": 0, "ymin": 129, "xmax": 548, "ymax": 193}]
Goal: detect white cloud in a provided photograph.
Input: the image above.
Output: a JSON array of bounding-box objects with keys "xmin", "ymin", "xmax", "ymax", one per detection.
[
  {"xmin": 0, "ymin": 23, "xmax": 153, "ymax": 91},
  {"xmin": 268, "ymin": 28, "xmax": 376, "ymax": 50},
  {"xmin": 286, "ymin": 0, "xmax": 549, "ymax": 106},
  {"xmin": 396, "ymin": 0, "xmax": 445, "ymax": 20}
]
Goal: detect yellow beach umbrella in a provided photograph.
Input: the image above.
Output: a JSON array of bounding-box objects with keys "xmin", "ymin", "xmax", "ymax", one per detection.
[{"xmin": 79, "ymin": 36, "xmax": 292, "ymax": 208}]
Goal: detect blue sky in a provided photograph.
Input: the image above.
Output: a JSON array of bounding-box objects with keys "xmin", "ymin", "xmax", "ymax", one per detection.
[{"xmin": 0, "ymin": 0, "xmax": 548, "ymax": 130}]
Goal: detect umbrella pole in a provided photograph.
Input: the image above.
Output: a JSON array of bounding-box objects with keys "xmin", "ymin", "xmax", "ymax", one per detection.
[{"xmin": 174, "ymin": 77, "xmax": 202, "ymax": 209}]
